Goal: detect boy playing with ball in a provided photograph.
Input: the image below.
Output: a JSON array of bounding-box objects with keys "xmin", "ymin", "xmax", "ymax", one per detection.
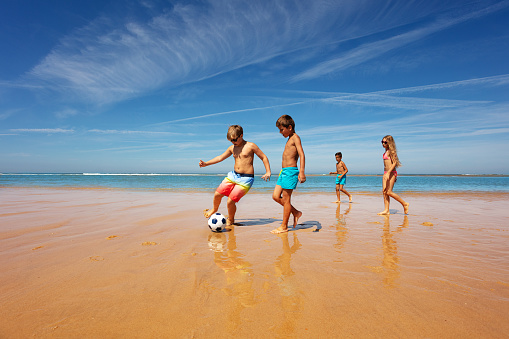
[
  {"xmin": 199, "ymin": 125, "xmax": 271, "ymax": 226},
  {"xmin": 271, "ymin": 115, "xmax": 306, "ymax": 234}
]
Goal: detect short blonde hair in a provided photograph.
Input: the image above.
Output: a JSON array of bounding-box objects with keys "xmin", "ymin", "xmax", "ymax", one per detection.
[{"xmin": 227, "ymin": 125, "xmax": 243, "ymax": 140}]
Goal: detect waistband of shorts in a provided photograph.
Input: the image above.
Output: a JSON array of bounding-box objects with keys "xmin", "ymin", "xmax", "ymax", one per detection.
[{"xmin": 234, "ymin": 171, "xmax": 254, "ymax": 178}]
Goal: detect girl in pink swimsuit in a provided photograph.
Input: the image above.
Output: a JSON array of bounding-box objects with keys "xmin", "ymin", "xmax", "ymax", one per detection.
[{"xmin": 378, "ymin": 135, "xmax": 409, "ymax": 215}]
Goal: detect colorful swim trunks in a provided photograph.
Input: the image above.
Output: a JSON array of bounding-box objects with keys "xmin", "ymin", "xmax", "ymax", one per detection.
[
  {"xmin": 216, "ymin": 171, "xmax": 254, "ymax": 202},
  {"xmin": 336, "ymin": 174, "xmax": 347, "ymax": 185},
  {"xmin": 276, "ymin": 167, "xmax": 299, "ymax": 190}
]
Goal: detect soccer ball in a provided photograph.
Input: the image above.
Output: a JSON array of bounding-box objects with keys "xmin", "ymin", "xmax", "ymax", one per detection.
[{"xmin": 208, "ymin": 213, "xmax": 227, "ymax": 232}]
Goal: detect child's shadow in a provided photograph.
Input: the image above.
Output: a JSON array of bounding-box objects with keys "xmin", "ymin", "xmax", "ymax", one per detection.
[
  {"xmin": 293, "ymin": 220, "xmax": 322, "ymax": 232},
  {"xmin": 236, "ymin": 218, "xmax": 280, "ymax": 227}
]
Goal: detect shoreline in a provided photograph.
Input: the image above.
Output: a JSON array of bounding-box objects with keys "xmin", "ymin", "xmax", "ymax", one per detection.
[
  {"xmin": 3, "ymin": 185, "xmax": 509, "ymax": 195},
  {"xmin": 1, "ymin": 188, "xmax": 508, "ymax": 337}
]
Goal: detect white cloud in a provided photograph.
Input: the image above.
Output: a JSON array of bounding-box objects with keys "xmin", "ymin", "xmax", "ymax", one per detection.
[
  {"xmin": 9, "ymin": 128, "xmax": 74, "ymax": 133},
  {"xmin": 88, "ymin": 129, "xmax": 188, "ymax": 135},
  {"xmin": 293, "ymin": 1, "xmax": 509, "ymax": 81},
  {"xmin": 23, "ymin": 0, "xmax": 481, "ymax": 105}
]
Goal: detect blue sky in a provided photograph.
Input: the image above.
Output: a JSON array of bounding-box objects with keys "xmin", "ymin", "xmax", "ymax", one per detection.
[{"xmin": 1, "ymin": 0, "xmax": 508, "ymax": 174}]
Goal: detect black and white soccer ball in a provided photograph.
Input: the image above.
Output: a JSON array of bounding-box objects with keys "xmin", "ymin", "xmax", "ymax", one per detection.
[{"xmin": 208, "ymin": 213, "xmax": 226, "ymax": 232}]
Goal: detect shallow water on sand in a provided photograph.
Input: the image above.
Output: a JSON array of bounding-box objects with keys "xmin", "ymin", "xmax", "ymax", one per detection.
[{"xmin": 0, "ymin": 188, "xmax": 508, "ymax": 338}]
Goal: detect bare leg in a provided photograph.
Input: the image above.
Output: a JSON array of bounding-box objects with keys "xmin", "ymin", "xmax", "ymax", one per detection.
[
  {"xmin": 388, "ymin": 191, "xmax": 409, "ymax": 214},
  {"xmin": 377, "ymin": 192, "xmax": 390, "ymax": 215},
  {"xmin": 272, "ymin": 187, "xmax": 301, "ymax": 233},
  {"xmin": 204, "ymin": 191, "xmax": 223, "ymax": 218},
  {"xmin": 378, "ymin": 176, "xmax": 391, "ymax": 215},
  {"xmin": 272, "ymin": 185, "xmax": 302, "ymax": 227},
  {"xmin": 378, "ymin": 174, "xmax": 408, "ymax": 214},
  {"xmin": 335, "ymin": 184, "xmax": 340, "ymax": 203},
  {"xmin": 226, "ymin": 197, "xmax": 237, "ymax": 226},
  {"xmin": 340, "ymin": 185, "xmax": 352, "ymax": 202}
]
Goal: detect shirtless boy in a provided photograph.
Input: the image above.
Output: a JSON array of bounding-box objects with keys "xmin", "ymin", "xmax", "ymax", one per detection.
[
  {"xmin": 199, "ymin": 125, "xmax": 271, "ymax": 226},
  {"xmin": 271, "ymin": 115, "xmax": 306, "ymax": 234},
  {"xmin": 329, "ymin": 152, "xmax": 352, "ymax": 203}
]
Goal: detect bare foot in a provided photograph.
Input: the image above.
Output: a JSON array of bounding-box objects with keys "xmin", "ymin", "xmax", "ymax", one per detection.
[
  {"xmin": 226, "ymin": 217, "xmax": 234, "ymax": 226},
  {"xmin": 293, "ymin": 211, "xmax": 302, "ymax": 228},
  {"xmin": 271, "ymin": 226, "xmax": 288, "ymax": 234},
  {"xmin": 377, "ymin": 210, "xmax": 390, "ymax": 215},
  {"xmin": 403, "ymin": 203, "xmax": 410, "ymax": 214},
  {"xmin": 349, "ymin": 197, "xmax": 353, "ymax": 203},
  {"xmin": 204, "ymin": 209, "xmax": 216, "ymax": 218},
  {"xmin": 334, "ymin": 200, "xmax": 340, "ymax": 203}
]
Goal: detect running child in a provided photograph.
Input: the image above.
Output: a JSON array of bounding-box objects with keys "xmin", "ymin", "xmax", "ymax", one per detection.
[
  {"xmin": 329, "ymin": 152, "xmax": 352, "ymax": 203},
  {"xmin": 271, "ymin": 115, "xmax": 306, "ymax": 234},
  {"xmin": 199, "ymin": 125, "xmax": 271, "ymax": 226},
  {"xmin": 378, "ymin": 135, "xmax": 409, "ymax": 215}
]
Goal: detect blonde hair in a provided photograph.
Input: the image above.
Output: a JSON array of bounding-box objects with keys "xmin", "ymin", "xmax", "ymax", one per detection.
[
  {"xmin": 227, "ymin": 125, "xmax": 243, "ymax": 140},
  {"xmin": 383, "ymin": 135, "xmax": 402, "ymax": 167}
]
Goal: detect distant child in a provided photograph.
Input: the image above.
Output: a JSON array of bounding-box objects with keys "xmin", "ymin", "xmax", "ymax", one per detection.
[
  {"xmin": 378, "ymin": 135, "xmax": 409, "ymax": 215},
  {"xmin": 329, "ymin": 152, "xmax": 352, "ymax": 203},
  {"xmin": 271, "ymin": 115, "xmax": 306, "ymax": 234},
  {"xmin": 199, "ymin": 125, "xmax": 271, "ymax": 226}
]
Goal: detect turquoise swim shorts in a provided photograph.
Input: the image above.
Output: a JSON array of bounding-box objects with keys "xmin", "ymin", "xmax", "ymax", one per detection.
[
  {"xmin": 336, "ymin": 174, "xmax": 347, "ymax": 185},
  {"xmin": 276, "ymin": 167, "xmax": 299, "ymax": 190}
]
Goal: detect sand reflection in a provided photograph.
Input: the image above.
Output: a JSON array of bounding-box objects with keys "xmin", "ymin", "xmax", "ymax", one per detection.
[
  {"xmin": 208, "ymin": 228, "xmax": 255, "ymax": 332},
  {"xmin": 273, "ymin": 232, "xmax": 303, "ymax": 336},
  {"xmin": 334, "ymin": 202, "xmax": 351, "ymax": 259},
  {"xmin": 379, "ymin": 215, "xmax": 409, "ymax": 288}
]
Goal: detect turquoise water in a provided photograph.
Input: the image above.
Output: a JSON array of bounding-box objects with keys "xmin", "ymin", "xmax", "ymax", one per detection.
[{"xmin": 1, "ymin": 173, "xmax": 508, "ymax": 193}]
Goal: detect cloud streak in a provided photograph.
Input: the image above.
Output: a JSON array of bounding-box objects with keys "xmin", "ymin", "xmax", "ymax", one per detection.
[
  {"xmin": 150, "ymin": 74, "xmax": 505, "ymax": 126},
  {"xmin": 22, "ymin": 0, "xmax": 485, "ymax": 105},
  {"xmin": 9, "ymin": 128, "xmax": 74, "ymax": 133},
  {"xmin": 293, "ymin": 0, "xmax": 509, "ymax": 81}
]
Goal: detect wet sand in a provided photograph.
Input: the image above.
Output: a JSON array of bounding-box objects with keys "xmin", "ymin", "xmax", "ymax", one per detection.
[{"xmin": 1, "ymin": 188, "xmax": 508, "ymax": 338}]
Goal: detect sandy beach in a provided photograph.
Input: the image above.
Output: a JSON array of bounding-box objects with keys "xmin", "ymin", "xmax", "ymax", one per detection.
[{"xmin": 1, "ymin": 187, "xmax": 508, "ymax": 338}]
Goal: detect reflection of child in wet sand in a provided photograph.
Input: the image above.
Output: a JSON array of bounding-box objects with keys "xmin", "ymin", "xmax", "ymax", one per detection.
[
  {"xmin": 329, "ymin": 152, "xmax": 352, "ymax": 203},
  {"xmin": 378, "ymin": 135, "xmax": 409, "ymax": 215},
  {"xmin": 199, "ymin": 125, "xmax": 271, "ymax": 226},
  {"xmin": 274, "ymin": 232, "xmax": 303, "ymax": 335},
  {"xmin": 271, "ymin": 115, "xmax": 306, "ymax": 234}
]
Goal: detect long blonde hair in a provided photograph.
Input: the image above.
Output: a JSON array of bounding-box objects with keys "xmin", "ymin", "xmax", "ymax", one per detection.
[{"xmin": 383, "ymin": 135, "xmax": 402, "ymax": 167}]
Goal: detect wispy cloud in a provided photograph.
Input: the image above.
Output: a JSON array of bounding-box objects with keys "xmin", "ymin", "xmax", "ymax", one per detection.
[
  {"xmin": 88, "ymin": 129, "xmax": 190, "ymax": 135},
  {"xmin": 22, "ymin": 0, "xmax": 483, "ymax": 105},
  {"xmin": 9, "ymin": 128, "xmax": 74, "ymax": 133},
  {"xmin": 292, "ymin": 1, "xmax": 509, "ymax": 81},
  {"xmin": 150, "ymin": 101, "xmax": 310, "ymax": 126},
  {"xmin": 151, "ymin": 74, "xmax": 505, "ymax": 126}
]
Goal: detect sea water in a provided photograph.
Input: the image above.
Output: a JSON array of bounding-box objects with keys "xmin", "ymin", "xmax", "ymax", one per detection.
[{"xmin": 1, "ymin": 173, "xmax": 508, "ymax": 193}]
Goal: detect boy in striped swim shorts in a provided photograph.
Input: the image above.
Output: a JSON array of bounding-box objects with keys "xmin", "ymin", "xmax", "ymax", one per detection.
[{"xmin": 199, "ymin": 125, "xmax": 271, "ymax": 226}]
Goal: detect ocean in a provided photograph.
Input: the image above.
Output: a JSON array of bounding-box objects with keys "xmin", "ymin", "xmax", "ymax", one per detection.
[{"xmin": 1, "ymin": 173, "xmax": 508, "ymax": 193}]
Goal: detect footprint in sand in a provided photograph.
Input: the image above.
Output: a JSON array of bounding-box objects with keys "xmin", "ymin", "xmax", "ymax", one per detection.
[
  {"xmin": 106, "ymin": 235, "xmax": 118, "ymax": 240},
  {"xmin": 422, "ymin": 222, "xmax": 434, "ymax": 227},
  {"xmin": 141, "ymin": 241, "xmax": 158, "ymax": 246},
  {"xmin": 32, "ymin": 246, "xmax": 43, "ymax": 250},
  {"xmin": 89, "ymin": 256, "xmax": 104, "ymax": 261}
]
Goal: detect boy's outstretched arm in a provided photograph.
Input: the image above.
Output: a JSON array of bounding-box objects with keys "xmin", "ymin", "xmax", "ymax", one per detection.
[
  {"xmin": 295, "ymin": 135, "xmax": 306, "ymax": 183},
  {"xmin": 254, "ymin": 145, "xmax": 271, "ymax": 181},
  {"xmin": 199, "ymin": 148, "xmax": 232, "ymax": 167}
]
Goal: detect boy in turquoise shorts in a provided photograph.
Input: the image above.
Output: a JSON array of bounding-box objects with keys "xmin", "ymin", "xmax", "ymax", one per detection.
[
  {"xmin": 271, "ymin": 115, "xmax": 306, "ymax": 234},
  {"xmin": 329, "ymin": 152, "xmax": 352, "ymax": 203}
]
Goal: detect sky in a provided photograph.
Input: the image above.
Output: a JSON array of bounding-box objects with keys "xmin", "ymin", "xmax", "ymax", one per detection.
[{"xmin": 1, "ymin": 0, "xmax": 509, "ymax": 175}]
